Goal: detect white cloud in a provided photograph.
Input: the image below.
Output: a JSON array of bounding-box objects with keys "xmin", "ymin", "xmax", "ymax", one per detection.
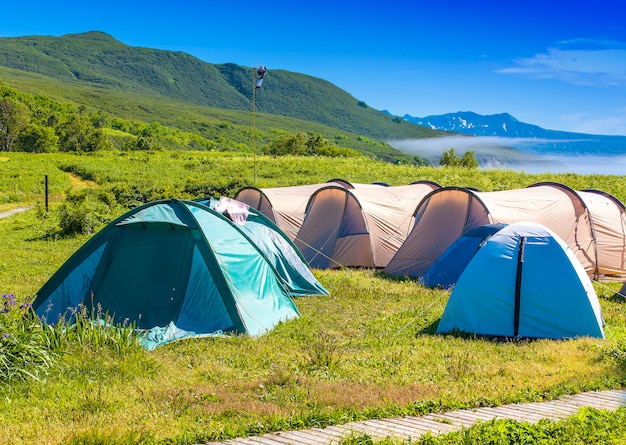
[
  {"xmin": 559, "ymin": 109, "xmax": 626, "ymax": 136},
  {"xmin": 571, "ymin": 116, "xmax": 626, "ymax": 135},
  {"xmin": 497, "ymin": 39, "xmax": 626, "ymax": 87}
]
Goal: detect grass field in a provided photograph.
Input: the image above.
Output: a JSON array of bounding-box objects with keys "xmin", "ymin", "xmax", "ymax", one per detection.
[{"xmin": 1, "ymin": 151, "xmax": 625, "ymax": 444}]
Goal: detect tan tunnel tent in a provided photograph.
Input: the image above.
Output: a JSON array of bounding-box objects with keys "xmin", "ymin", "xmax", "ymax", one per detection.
[
  {"xmin": 234, "ymin": 180, "xmax": 352, "ymax": 240},
  {"xmin": 578, "ymin": 189, "xmax": 626, "ymax": 278},
  {"xmin": 294, "ymin": 181, "xmax": 440, "ymax": 269},
  {"xmin": 384, "ymin": 182, "xmax": 626, "ymax": 280}
]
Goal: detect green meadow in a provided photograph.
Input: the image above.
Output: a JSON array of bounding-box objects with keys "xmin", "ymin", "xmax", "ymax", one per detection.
[{"xmin": 1, "ymin": 151, "xmax": 626, "ymax": 445}]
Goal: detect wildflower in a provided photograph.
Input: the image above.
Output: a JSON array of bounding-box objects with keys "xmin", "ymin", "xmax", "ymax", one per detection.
[
  {"xmin": 2, "ymin": 333, "xmax": 9, "ymax": 339},
  {"xmin": 2, "ymin": 294, "xmax": 16, "ymax": 313}
]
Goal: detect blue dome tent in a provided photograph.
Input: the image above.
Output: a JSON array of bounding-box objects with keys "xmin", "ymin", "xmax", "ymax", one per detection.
[
  {"xmin": 436, "ymin": 222, "xmax": 605, "ymax": 339},
  {"xmin": 421, "ymin": 223, "xmax": 506, "ymax": 288}
]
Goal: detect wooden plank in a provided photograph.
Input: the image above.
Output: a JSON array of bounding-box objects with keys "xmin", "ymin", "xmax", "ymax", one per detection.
[
  {"xmin": 378, "ymin": 417, "xmax": 442, "ymax": 434},
  {"xmin": 305, "ymin": 427, "xmax": 346, "ymax": 440},
  {"xmin": 222, "ymin": 438, "xmax": 274, "ymax": 445},
  {"xmin": 277, "ymin": 431, "xmax": 330, "ymax": 445},
  {"xmin": 242, "ymin": 436, "xmax": 296, "ymax": 445},
  {"xmin": 315, "ymin": 425, "xmax": 352, "ymax": 442},
  {"xmin": 259, "ymin": 433, "xmax": 307, "ymax": 445},
  {"xmin": 599, "ymin": 389, "xmax": 626, "ymax": 400},
  {"xmin": 565, "ymin": 394, "xmax": 624, "ymax": 409},
  {"xmin": 472, "ymin": 406, "xmax": 543, "ymax": 423},
  {"xmin": 426, "ymin": 413, "xmax": 479, "ymax": 428},
  {"xmin": 581, "ymin": 390, "xmax": 626, "ymax": 403},
  {"xmin": 293, "ymin": 429, "xmax": 344, "ymax": 445},
  {"xmin": 337, "ymin": 422, "xmax": 394, "ymax": 440},
  {"xmin": 431, "ymin": 409, "xmax": 497, "ymax": 424},
  {"xmin": 365, "ymin": 418, "xmax": 428, "ymax": 437},
  {"xmin": 356, "ymin": 420, "xmax": 415, "ymax": 440},
  {"xmin": 507, "ymin": 404, "xmax": 564, "ymax": 422},
  {"xmin": 500, "ymin": 406, "xmax": 547, "ymax": 422},
  {"xmin": 398, "ymin": 416, "xmax": 462, "ymax": 433},
  {"xmin": 523, "ymin": 402, "xmax": 580, "ymax": 419},
  {"xmin": 418, "ymin": 414, "xmax": 469, "ymax": 430}
]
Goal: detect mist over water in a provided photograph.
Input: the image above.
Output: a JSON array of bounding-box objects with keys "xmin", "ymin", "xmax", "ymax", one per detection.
[{"xmin": 389, "ymin": 136, "xmax": 626, "ymax": 176}]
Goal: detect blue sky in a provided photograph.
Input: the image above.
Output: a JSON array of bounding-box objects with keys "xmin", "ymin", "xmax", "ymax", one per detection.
[{"xmin": 2, "ymin": 0, "xmax": 626, "ymax": 136}]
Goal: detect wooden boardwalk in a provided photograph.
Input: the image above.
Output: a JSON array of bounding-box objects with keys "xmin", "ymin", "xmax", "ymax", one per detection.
[{"xmin": 204, "ymin": 389, "xmax": 626, "ymax": 445}]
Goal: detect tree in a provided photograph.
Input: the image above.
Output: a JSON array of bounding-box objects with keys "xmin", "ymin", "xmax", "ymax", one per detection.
[
  {"xmin": 0, "ymin": 97, "xmax": 31, "ymax": 152},
  {"xmin": 460, "ymin": 150, "xmax": 479, "ymax": 168},
  {"xmin": 439, "ymin": 148, "xmax": 461, "ymax": 167},
  {"xmin": 15, "ymin": 124, "xmax": 59, "ymax": 153},
  {"xmin": 439, "ymin": 148, "xmax": 479, "ymax": 168},
  {"xmin": 57, "ymin": 114, "xmax": 112, "ymax": 152}
]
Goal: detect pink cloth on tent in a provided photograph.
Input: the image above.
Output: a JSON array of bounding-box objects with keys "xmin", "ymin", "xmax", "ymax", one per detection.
[{"xmin": 215, "ymin": 197, "xmax": 250, "ymax": 225}]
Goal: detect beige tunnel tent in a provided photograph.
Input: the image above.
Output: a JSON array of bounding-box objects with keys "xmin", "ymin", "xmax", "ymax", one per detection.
[
  {"xmin": 294, "ymin": 181, "xmax": 440, "ymax": 269},
  {"xmin": 234, "ymin": 179, "xmax": 352, "ymax": 240},
  {"xmin": 384, "ymin": 182, "xmax": 626, "ymax": 280}
]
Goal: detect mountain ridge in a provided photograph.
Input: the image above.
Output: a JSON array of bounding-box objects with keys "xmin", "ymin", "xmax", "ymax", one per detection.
[
  {"xmin": 0, "ymin": 31, "xmax": 444, "ymax": 143},
  {"xmin": 397, "ymin": 111, "xmax": 626, "ymax": 155}
]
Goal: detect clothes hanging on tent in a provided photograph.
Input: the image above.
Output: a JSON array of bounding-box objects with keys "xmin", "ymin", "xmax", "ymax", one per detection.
[{"xmin": 214, "ymin": 197, "xmax": 250, "ymax": 225}]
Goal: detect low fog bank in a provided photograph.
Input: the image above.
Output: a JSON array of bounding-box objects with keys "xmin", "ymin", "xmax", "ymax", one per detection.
[{"xmin": 389, "ymin": 136, "xmax": 626, "ymax": 176}]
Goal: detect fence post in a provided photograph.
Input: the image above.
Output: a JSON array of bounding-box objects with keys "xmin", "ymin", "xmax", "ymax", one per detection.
[{"xmin": 45, "ymin": 175, "xmax": 49, "ymax": 213}]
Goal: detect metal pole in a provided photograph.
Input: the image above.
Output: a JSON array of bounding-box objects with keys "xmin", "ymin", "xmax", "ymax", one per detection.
[
  {"xmin": 45, "ymin": 174, "xmax": 49, "ymax": 212},
  {"xmin": 252, "ymin": 68, "xmax": 257, "ymax": 186}
]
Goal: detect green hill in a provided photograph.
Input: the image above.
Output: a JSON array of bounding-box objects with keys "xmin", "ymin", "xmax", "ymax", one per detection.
[{"xmin": 0, "ymin": 31, "xmax": 445, "ymax": 145}]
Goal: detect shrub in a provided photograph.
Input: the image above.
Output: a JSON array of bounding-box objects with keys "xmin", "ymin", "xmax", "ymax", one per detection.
[{"xmin": 57, "ymin": 188, "xmax": 121, "ymax": 235}]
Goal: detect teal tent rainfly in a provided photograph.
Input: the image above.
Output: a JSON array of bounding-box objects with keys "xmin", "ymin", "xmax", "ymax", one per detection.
[
  {"xmin": 196, "ymin": 196, "xmax": 329, "ymax": 297},
  {"xmin": 32, "ymin": 199, "xmax": 327, "ymax": 350}
]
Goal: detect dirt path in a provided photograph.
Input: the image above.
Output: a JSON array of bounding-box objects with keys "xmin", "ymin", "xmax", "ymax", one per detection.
[{"xmin": 0, "ymin": 206, "xmax": 33, "ymax": 219}]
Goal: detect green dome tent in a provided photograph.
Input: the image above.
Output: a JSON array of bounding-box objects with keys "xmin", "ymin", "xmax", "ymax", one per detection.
[{"xmin": 33, "ymin": 199, "xmax": 325, "ymax": 350}]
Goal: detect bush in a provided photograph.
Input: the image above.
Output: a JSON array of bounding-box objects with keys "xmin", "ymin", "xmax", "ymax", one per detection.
[{"xmin": 57, "ymin": 188, "xmax": 121, "ymax": 235}]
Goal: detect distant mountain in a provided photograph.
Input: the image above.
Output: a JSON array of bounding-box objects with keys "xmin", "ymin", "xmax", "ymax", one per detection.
[
  {"xmin": 0, "ymin": 32, "xmax": 444, "ymax": 145},
  {"xmin": 398, "ymin": 111, "xmax": 626, "ymax": 155}
]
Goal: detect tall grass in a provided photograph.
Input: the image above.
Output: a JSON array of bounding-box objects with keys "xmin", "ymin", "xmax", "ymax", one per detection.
[
  {"xmin": 39, "ymin": 301, "xmax": 143, "ymax": 355},
  {"xmin": 1, "ymin": 293, "xmax": 143, "ymax": 385},
  {"xmin": 0, "ymin": 294, "xmax": 55, "ymax": 382}
]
